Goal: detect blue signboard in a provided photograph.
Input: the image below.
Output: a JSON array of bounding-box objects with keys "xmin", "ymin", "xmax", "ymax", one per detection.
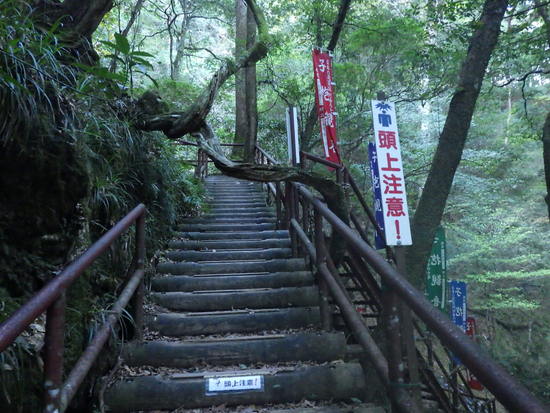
[
  {"xmin": 368, "ymin": 142, "xmax": 386, "ymax": 249},
  {"xmin": 450, "ymin": 280, "xmax": 467, "ymax": 365}
]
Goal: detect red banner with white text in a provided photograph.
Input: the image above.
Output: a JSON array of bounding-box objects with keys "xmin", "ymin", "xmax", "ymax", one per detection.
[{"xmin": 312, "ymin": 48, "xmax": 341, "ymax": 165}]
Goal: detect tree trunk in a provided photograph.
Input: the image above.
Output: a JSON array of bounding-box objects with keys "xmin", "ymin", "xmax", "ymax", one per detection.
[
  {"xmin": 234, "ymin": 0, "xmax": 248, "ymax": 160},
  {"xmin": 33, "ymin": 0, "xmax": 115, "ymax": 64},
  {"xmin": 172, "ymin": 19, "xmax": 190, "ymax": 81},
  {"xmin": 244, "ymin": 6, "xmax": 258, "ymax": 162},
  {"xmin": 406, "ymin": 0, "xmax": 509, "ymax": 287},
  {"xmin": 535, "ymin": 0, "xmax": 550, "ymax": 220}
]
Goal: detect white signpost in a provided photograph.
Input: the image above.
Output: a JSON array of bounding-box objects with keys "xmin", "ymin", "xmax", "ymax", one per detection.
[
  {"xmin": 286, "ymin": 106, "xmax": 300, "ymax": 165},
  {"xmin": 371, "ymin": 100, "xmax": 412, "ymax": 245}
]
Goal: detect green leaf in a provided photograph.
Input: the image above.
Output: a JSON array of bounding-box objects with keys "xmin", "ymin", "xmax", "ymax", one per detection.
[
  {"xmin": 130, "ymin": 51, "xmax": 155, "ymax": 58},
  {"xmin": 130, "ymin": 56, "xmax": 153, "ymax": 69},
  {"xmin": 105, "ymin": 54, "xmax": 126, "ymax": 65},
  {"xmin": 135, "ymin": 70, "xmax": 159, "ymax": 88},
  {"xmin": 99, "ymin": 40, "xmax": 117, "ymax": 50},
  {"xmin": 114, "ymin": 33, "xmax": 131, "ymax": 55}
]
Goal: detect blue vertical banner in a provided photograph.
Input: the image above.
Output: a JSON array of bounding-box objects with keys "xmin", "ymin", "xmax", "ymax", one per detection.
[
  {"xmin": 450, "ymin": 280, "xmax": 467, "ymax": 365},
  {"xmin": 368, "ymin": 143, "xmax": 386, "ymax": 249}
]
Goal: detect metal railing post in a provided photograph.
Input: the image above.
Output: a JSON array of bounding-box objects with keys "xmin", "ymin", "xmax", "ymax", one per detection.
[
  {"xmin": 314, "ymin": 211, "xmax": 332, "ymax": 331},
  {"xmin": 275, "ymin": 182, "xmax": 283, "ymax": 229},
  {"xmin": 289, "ymin": 186, "xmax": 298, "ymax": 257},
  {"xmin": 394, "ymin": 247, "xmax": 422, "ymax": 410},
  {"xmin": 132, "ymin": 212, "xmax": 146, "ymax": 340},
  {"xmin": 43, "ymin": 292, "xmax": 66, "ymax": 413}
]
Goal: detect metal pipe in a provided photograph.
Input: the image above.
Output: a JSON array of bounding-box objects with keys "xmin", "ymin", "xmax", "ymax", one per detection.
[
  {"xmin": 350, "ymin": 211, "xmax": 372, "ymax": 247},
  {"xmin": 314, "ymin": 212, "xmax": 332, "ymax": 331},
  {"xmin": 291, "ymin": 219, "xmax": 316, "ymax": 260},
  {"xmin": 133, "ymin": 214, "xmax": 146, "ymax": 340},
  {"xmin": 317, "ymin": 263, "xmax": 417, "ymax": 413},
  {"xmin": 43, "ymin": 293, "xmax": 66, "ymax": 413},
  {"xmin": 296, "ymin": 184, "xmax": 548, "ymax": 413},
  {"xmin": 255, "ymin": 145, "xmax": 278, "ymax": 165},
  {"xmin": 60, "ymin": 269, "xmax": 145, "ymax": 411},
  {"xmin": 0, "ymin": 204, "xmax": 146, "ymax": 352}
]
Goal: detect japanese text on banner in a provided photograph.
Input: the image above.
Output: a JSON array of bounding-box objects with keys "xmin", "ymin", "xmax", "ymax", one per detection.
[
  {"xmin": 426, "ymin": 226, "xmax": 446, "ymax": 311},
  {"xmin": 450, "ymin": 280, "xmax": 467, "ymax": 365},
  {"xmin": 312, "ymin": 49, "xmax": 340, "ymax": 165},
  {"xmin": 368, "ymin": 142, "xmax": 386, "ymax": 250},
  {"xmin": 370, "ymin": 100, "xmax": 412, "ymax": 245}
]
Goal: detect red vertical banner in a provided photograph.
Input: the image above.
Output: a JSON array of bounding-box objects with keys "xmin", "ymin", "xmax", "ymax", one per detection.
[{"xmin": 312, "ymin": 48, "xmax": 341, "ymax": 165}]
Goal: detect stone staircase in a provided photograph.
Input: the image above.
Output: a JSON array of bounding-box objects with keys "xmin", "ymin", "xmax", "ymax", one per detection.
[{"xmin": 104, "ymin": 175, "xmax": 384, "ymax": 412}]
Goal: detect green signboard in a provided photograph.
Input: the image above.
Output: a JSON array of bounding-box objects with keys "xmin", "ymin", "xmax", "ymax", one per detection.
[{"xmin": 426, "ymin": 226, "xmax": 446, "ymax": 311}]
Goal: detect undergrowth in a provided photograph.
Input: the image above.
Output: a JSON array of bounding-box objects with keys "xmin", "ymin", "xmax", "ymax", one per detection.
[{"xmin": 0, "ymin": 3, "xmax": 204, "ymax": 412}]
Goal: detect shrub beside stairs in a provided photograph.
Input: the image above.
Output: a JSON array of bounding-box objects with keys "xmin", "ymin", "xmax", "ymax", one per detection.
[{"xmin": 104, "ymin": 175, "xmax": 385, "ymax": 412}]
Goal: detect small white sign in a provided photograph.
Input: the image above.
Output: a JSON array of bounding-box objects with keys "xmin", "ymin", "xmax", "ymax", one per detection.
[
  {"xmin": 286, "ymin": 106, "xmax": 301, "ymax": 165},
  {"xmin": 371, "ymin": 100, "xmax": 412, "ymax": 246},
  {"xmin": 206, "ymin": 375, "xmax": 264, "ymax": 394}
]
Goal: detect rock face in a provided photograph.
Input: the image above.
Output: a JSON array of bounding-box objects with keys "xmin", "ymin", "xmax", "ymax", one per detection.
[{"xmin": 104, "ymin": 175, "xmax": 376, "ymax": 412}]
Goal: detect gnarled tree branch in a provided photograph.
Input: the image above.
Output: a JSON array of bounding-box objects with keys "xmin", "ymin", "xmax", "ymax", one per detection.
[{"xmin": 137, "ymin": 0, "xmax": 269, "ymax": 138}]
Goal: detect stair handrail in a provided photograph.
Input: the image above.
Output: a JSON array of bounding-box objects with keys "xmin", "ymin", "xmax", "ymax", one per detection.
[
  {"xmin": 299, "ymin": 149, "xmax": 482, "ymax": 409},
  {"xmin": 0, "ymin": 204, "xmax": 147, "ymax": 413},
  {"xmin": 252, "ymin": 145, "xmax": 548, "ymax": 413}
]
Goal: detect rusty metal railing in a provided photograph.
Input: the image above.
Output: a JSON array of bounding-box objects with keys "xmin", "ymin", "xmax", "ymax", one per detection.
[
  {"xmin": 253, "ymin": 145, "xmax": 547, "ymax": 413},
  {"xmin": 0, "ymin": 204, "xmax": 147, "ymax": 413}
]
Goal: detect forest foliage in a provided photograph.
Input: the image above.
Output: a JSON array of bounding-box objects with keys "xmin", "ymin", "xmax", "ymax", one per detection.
[{"xmin": 0, "ymin": 0, "xmax": 549, "ymax": 409}]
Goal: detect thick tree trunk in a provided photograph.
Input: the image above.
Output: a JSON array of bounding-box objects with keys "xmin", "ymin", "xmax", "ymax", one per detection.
[
  {"xmin": 535, "ymin": 0, "xmax": 550, "ymax": 219},
  {"xmin": 172, "ymin": 20, "xmax": 190, "ymax": 81},
  {"xmin": 406, "ymin": 0, "xmax": 509, "ymax": 287},
  {"xmin": 543, "ymin": 113, "xmax": 550, "ymax": 219},
  {"xmin": 234, "ymin": 0, "xmax": 248, "ymax": 160},
  {"xmin": 33, "ymin": 0, "xmax": 115, "ymax": 64},
  {"xmin": 244, "ymin": 7, "xmax": 258, "ymax": 162}
]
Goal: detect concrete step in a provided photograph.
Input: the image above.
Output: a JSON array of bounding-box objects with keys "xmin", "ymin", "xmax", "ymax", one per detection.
[
  {"xmin": 157, "ymin": 258, "xmax": 306, "ymax": 275},
  {"xmin": 104, "ymin": 362, "xmax": 366, "ymax": 412},
  {"xmin": 168, "ymin": 238, "xmax": 290, "ymax": 250},
  {"xmin": 151, "ymin": 271, "xmax": 313, "ymax": 292},
  {"xmin": 206, "ymin": 195, "xmax": 265, "ymax": 205},
  {"xmin": 176, "ymin": 230, "xmax": 288, "ymax": 240},
  {"xmin": 199, "ymin": 211, "xmax": 275, "ymax": 219},
  {"xmin": 150, "ymin": 286, "xmax": 320, "ymax": 311},
  {"xmin": 122, "ymin": 331, "xmax": 346, "ymax": 367},
  {"xmin": 146, "ymin": 307, "xmax": 320, "ymax": 336},
  {"xmin": 206, "ymin": 193, "xmax": 263, "ymax": 198},
  {"xmin": 207, "ymin": 204, "xmax": 267, "ymax": 209},
  {"xmin": 210, "ymin": 206, "xmax": 273, "ymax": 213},
  {"xmin": 207, "ymin": 195, "xmax": 265, "ymax": 201},
  {"xmin": 178, "ymin": 222, "xmax": 276, "ymax": 232},
  {"xmin": 270, "ymin": 407, "xmax": 385, "ymax": 413},
  {"xmin": 165, "ymin": 247, "xmax": 292, "ymax": 262},
  {"xmin": 180, "ymin": 216, "xmax": 276, "ymax": 224}
]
